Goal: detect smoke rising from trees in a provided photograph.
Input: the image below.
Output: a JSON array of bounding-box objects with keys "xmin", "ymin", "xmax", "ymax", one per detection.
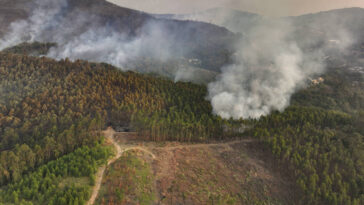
[
  {"xmin": 208, "ymin": 20, "xmax": 324, "ymax": 119},
  {"xmin": 0, "ymin": 0, "xmax": 359, "ymax": 119},
  {"xmin": 205, "ymin": 12, "xmax": 357, "ymax": 119}
]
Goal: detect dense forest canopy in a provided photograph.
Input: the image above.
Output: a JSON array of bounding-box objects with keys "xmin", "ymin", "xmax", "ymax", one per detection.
[
  {"xmin": 0, "ymin": 50, "xmax": 241, "ymax": 188},
  {"xmin": 0, "ymin": 38, "xmax": 363, "ymax": 205},
  {"xmin": 249, "ymin": 66, "xmax": 364, "ymax": 204},
  {"xmin": 0, "ymin": 0, "xmax": 363, "ymax": 204}
]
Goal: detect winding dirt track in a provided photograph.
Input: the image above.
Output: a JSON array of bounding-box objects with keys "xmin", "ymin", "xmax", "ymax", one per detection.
[
  {"xmin": 86, "ymin": 128, "xmax": 249, "ymax": 205},
  {"xmin": 86, "ymin": 128, "xmax": 155, "ymax": 205}
]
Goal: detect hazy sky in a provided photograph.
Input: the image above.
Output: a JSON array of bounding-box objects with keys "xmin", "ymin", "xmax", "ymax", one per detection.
[{"xmin": 107, "ymin": 0, "xmax": 364, "ymax": 16}]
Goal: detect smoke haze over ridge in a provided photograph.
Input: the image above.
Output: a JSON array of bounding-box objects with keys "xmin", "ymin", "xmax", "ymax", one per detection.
[
  {"xmin": 108, "ymin": 0, "xmax": 364, "ymax": 17},
  {"xmin": 205, "ymin": 7, "xmax": 359, "ymax": 119},
  {"xmin": 0, "ymin": 0, "xmax": 361, "ymax": 119},
  {"xmin": 0, "ymin": 0, "xmax": 184, "ymax": 65}
]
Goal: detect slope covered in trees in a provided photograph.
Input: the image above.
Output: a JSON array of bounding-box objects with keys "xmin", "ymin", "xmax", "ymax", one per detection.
[
  {"xmin": 0, "ymin": 44, "xmax": 363, "ymax": 205},
  {"xmin": 248, "ymin": 66, "xmax": 364, "ymax": 204},
  {"xmin": 0, "ymin": 51, "xmax": 238, "ymax": 189},
  {"xmin": 0, "ymin": 144, "xmax": 113, "ymax": 204},
  {"xmin": 251, "ymin": 107, "xmax": 364, "ymax": 204}
]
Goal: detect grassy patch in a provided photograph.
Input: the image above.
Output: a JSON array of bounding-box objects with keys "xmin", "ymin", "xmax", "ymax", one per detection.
[{"xmin": 96, "ymin": 150, "xmax": 156, "ymax": 204}]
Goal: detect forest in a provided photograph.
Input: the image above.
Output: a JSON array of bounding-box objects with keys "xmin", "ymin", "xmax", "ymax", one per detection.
[
  {"xmin": 0, "ymin": 43, "xmax": 363, "ymax": 204},
  {"xmin": 0, "ymin": 144, "xmax": 112, "ymax": 204},
  {"xmin": 248, "ymin": 67, "xmax": 364, "ymax": 204},
  {"xmin": 0, "ymin": 51, "xmax": 238, "ymax": 191}
]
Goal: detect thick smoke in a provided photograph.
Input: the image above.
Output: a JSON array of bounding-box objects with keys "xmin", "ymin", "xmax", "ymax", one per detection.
[
  {"xmin": 47, "ymin": 22, "xmax": 179, "ymax": 69},
  {"xmin": 207, "ymin": 16, "xmax": 356, "ymax": 119},
  {"xmin": 0, "ymin": 0, "xmax": 359, "ymax": 119},
  {"xmin": 0, "ymin": 0, "xmax": 186, "ymax": 72},
  {"xmin": 208, "ymin": 20, "xmax": 321, "ymax": 119},
  {"xmin": 0, "ymin": 0, "xmax": 68, "ymax": 50}
]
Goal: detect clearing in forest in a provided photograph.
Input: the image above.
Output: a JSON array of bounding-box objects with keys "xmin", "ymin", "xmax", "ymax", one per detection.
[{"xmin": 89, "ymin": 127, "xmax": 296, "ymax": 204}]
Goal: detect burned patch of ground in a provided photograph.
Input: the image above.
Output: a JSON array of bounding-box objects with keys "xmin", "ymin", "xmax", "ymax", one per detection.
[
  {"xmin": 152, "ymin": 140, "xmax": 295, "ymax": 205},
  {"xmin": 92, "ymin": 129, "xmax": 296, "ymax": 205}
]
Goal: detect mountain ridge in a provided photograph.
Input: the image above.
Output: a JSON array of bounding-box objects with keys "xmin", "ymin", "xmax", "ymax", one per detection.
[
  {"xmin": 154, "ymin": 7, "xmax": 364, "ymax": 35},
  {"xmin": 0, "ymin": 0, "xmax": 237, "ymax": 71}
]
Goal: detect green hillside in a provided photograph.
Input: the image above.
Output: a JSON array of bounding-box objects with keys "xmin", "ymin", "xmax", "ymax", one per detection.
[{"xmin": 0, "ymin": 47, "xmax": 362, "ymax": 204}]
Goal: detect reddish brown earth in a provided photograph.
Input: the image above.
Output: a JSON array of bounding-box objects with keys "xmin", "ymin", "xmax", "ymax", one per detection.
[{"xmin": 87, "ymin": 127, "xmax": 296, "ymax": 204}]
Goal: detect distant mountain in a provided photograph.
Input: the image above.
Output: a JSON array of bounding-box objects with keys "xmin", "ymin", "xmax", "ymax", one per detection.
[
  {"xmin": 1, "ymin": 1, "xmax": 363, "ymax": 75},
  {"xmin": 0, "ymin": 0, "xmax": 154, "ymax": 36},
  {"xmin": 155, "ymin": 7, "xmax": 364, "ymax": 68},
  {"xmin": 154, "ymin": 8, "xmax": 263, "ymax": 34},
  {"xmin": 155, "ymin": 7, "xmax": 364, "ymax": 37},
  {"xmin": 0, "ymin": 0, "xmax": 238, "ymax": 72},
  {"xmin": 290, "ymin": 8, "xmax": 364, "ymax": 43},
  {"xmin": 0, "ymin": 0, "xmax": 30, "ymax": 35}
]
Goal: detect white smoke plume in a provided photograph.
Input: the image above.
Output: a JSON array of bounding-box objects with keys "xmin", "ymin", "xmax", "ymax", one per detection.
[
  {"xmin": 47, "ymin": 22, "xmax": 178, "ymax": 70},
  {"xmin": 0, "ymin": 0, "xmax": 68, "ymax": 50},
  {"xmin": 208, "ymin": 18, "xmax": 354, "ymax": 119},
  {"xmin": 0, "ymin": 0, "xmax": 360, "ymax": 120},
  {"xmin": 160, "ymin": 7, "xmax": 360, "ymax": 119},
  {"xmin": 0, "ymin": 0, "xmax": 187, "ymax": 70}
]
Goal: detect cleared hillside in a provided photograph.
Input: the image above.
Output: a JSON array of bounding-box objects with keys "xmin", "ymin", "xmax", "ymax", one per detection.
[{"xmin": 94, "ymin": 130, "xmax": 295, "ymax": 205}]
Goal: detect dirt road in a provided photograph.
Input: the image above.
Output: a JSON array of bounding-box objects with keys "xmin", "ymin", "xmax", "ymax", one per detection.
[
  {"xmin": 86, "ymin": 128, "xmax": 155, "ymax": 205},
  {"xmin": 86, "ymin": 127, "xmax": 250, "ymax": 205},
  {"xmin": 86, "ymin": 128, "xmax": 121, "ymax": 205}
]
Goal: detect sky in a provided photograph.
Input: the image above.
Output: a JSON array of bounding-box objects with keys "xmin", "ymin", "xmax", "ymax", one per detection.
[{"xmin": 107, "ymin": 0, "xmax": 364, "ymax": 16}]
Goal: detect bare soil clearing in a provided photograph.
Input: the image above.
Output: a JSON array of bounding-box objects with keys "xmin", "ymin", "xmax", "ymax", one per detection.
[
  {"xmin": 87, "ymin": 127, "xmax": 295, "ymax": 204},
  {"xmin": 152, "ymin": 140, "xmax": 295, "ymax": 204}
]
